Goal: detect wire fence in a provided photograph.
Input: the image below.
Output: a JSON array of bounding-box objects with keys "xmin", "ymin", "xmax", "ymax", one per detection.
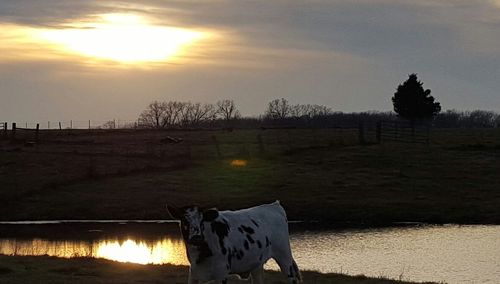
[
  {"xmin": 0, "ymin": 119, "xmax": 432, "ymax": 146},
  {"xmin": 0, "ymin": 120, "xmax": 140, "ymax": 130}
]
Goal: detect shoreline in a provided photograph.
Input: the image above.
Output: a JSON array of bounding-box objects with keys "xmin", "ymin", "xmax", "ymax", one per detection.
[
  {"xmin": 1, "ymin": 219, "xmax": 498, "ymax": 229},
  {"xmin": 0, "ymin": 255, "xmax": 435, "ymax": 284}
]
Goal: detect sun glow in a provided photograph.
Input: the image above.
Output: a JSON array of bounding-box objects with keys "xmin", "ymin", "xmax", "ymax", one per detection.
[
  {"xmin": 36, "ymin": 13, "xmax": 208, "ymax": 64},
  {"xmin": 0, "ymin": 13, "xmax": 211, "ymax": 66}
]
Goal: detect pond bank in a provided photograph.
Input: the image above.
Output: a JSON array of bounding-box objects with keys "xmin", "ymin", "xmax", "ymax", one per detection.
[{"xmin": 0, "ymin": 255, "xmax": 433, "ymax": 284}]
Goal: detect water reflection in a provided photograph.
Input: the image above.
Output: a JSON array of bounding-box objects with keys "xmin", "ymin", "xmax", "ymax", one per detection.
[
  {"xmin": 0, "ymin": 238, "xmax": 188, "ymax": 265},
  {"xmin": 1, "ymin": 224, "xmax": 499, "ymax": 283}
]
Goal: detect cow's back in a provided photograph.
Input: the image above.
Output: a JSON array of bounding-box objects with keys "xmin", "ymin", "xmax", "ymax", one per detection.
[{"xmin": 218, "ymin": 201, "xmax": 290, "ymax": 273}]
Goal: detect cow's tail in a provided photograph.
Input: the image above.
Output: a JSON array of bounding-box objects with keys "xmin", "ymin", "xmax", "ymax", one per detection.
[{"xmin": 292, "ymin": 259, "xmax": 302, "ymax": 282}]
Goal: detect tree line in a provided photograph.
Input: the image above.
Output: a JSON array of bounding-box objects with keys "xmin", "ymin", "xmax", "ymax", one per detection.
[
  {"xmin": 138, "ymin": 74, "xmax": 499, "ymax": 129},
  {"xmin": 138, "ymin": 99, "xmax": 240, "ymax": 129}
]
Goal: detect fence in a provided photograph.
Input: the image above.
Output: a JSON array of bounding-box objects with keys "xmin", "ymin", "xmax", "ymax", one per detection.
[
  {"xmin": 376, "ymin": 121, "xmax": 430, "ymax": 144},
  {"xmin": 10, "ymin": 123, "xmax": 40, "ymax": 142},
  {"xmin": 0, "ymin": 122, "xmax": 7, "ymax": 139}
]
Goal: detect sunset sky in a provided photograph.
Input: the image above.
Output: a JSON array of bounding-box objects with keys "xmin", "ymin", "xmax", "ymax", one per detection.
[{"xmin": 1, "ymin": 0, "xmax": 499, "ymax": 123}]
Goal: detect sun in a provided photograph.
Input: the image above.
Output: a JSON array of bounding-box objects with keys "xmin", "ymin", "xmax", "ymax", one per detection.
[{"xmin": 37, "ymin": 13, "xmax": 208, "ymax": 64}]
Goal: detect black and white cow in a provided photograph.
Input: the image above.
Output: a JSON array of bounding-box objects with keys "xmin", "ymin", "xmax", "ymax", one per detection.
[{"xmin": 167, "ymin": 201, "xmax": 301, "ymax": 284}]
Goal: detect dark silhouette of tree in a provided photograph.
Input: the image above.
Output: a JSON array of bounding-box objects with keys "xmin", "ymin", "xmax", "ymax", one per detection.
[
  {"xmin": 216, "ymin": 99, "xmax": 240, "ymax": 121},
  {"xmin": 291, "ymin": 104, "xmax": 332, "ymax": 118},
  {"xmin": 138, "ymin": 101, "xmax": 167, "ymax": 128},
  {"xmin": 392, "ymin": 74, "xmax": 441, "ymax": 122},
  {"xmin": 180, "ymin": 102, "xmax": 216, "ymax": 126},
  {"xmin": 266, "ymin": 98, "xmax": 292, "ymax": 119}
]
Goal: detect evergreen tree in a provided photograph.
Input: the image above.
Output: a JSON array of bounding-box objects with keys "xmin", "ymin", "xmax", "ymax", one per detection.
[{"xmin": 392, "ymin": 74, "xmax": 441, "ymax": 121}]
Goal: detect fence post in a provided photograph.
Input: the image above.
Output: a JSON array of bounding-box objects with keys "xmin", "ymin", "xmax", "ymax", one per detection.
[
  {"xmin": 212, "ymin": 135, "xmax": 221, "ymax": 158},
  {"xmin": 11, "ymin": 122, "xmax": 16, "ymax": 140},
  {"xmin": 70, "ymin": 120, "xmax": 73, "ymax": 129},
  {"xmin": 426, "ymin": 125, "xmax": 430, "ymax": 145},
  {"xmin": 35, "ymin": 124, "xmax": 40, "ymax": 142},
  {"xmin": 376, "ymin": 121, "xmax": 382, "ymax": 144},
  {"xmin": 358, "ymin": 122, "xmax": 366, "ymax": 145},
  {"xmin": 48, "ymin": 121, "xmax": 50, "ymax": 129},
  {"xmin": 3, "ymin": 122, "xmax": 7, "ymax": 138},
  {"xmin": 59, "ymin": 122, "xmax": 62, "ymax": 130},
  {"xmin": 257, "ymin": 133, "xmax": 265, "ymax": 154},
  {"xmin": 89, "ymin": 120, "xmax": 91, "ymax": 130}
]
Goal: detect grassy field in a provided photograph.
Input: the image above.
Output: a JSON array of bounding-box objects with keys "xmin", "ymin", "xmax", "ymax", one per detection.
[
  {"xmin": 0, "ymin": 127, "xmax": 499, "ymax": 225},
  {"xmin": 0, "ymin": 255, "xmax": 433, "ymax": 284}
]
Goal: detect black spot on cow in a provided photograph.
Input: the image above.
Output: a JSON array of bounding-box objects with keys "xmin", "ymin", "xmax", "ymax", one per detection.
[
  {"xmin": 244, "ymin": 240, "xmax": 249, "ymax": 250},
  {"xmin": 246, "ymin": 234, "xmax": 255, "ymax": 244},
  {"xmin": 238, "ymin": 227, "xmax": 244, "ymax": 234},
  {"xmin": 227, "ymin": 251, "xmax": 232, "ymax": 267},
  {"xmin": 211, "ymin": 219, "xmax": 230, "ymax": 255},
  {"xmin": 257, "ymin": 240, "xmax": 262, "ymax": 248},
  {"xmin": 240, "ymin": 225, "xmax": 255, "ymax": 234},
  {"xmin": 195, "ymin": 240, "xmax": 213, "ymax": 264},
  {"xmin": 265, "ymin": 236, "xmax": 270, "ymax": 247},
  {"xmin": 250, "ymin": 219, "xmax": 259, "ymax": 227}
]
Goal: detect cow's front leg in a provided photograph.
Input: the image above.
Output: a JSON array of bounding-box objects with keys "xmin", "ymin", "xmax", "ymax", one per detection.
[
  {"xmin": 187, "ymin": 268, "xmax": 199, "ymax": 284},
  {"xmin": 250, "ymin": 266, "xmax": 264, "ymax": 284}
]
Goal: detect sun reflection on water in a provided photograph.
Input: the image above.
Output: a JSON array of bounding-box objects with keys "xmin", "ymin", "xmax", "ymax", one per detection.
[{"xmin": 0, "ymin": 238, "xmax": 188, "ymax": 265}]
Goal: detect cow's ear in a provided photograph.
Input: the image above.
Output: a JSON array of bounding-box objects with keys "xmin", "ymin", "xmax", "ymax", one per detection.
[
  {"xmin": 202, "ymin": 208, "xmax": 219, "ymax": 222},
  {"xmin": 166, "ymin": 204, "xmax": 182, "ymax": 219}
]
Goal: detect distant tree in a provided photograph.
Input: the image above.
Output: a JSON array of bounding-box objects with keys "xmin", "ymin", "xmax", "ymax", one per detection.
[
  {"xmin": 392, "ymin": 74, "xmax": 441, "ymax": 123},
  {"xmin": 468, "ymin": 110, "xmax": 497, "ymax": 128},
  {"xmin": 162, "ymin": 101, "xmax": 186, "ymax": 127},
  {"xmin": 101, "ymin": 120, "xmax": 116, "ymax": 129},
  {"xmin": 216, "ymin": 99, "xmax": 240, "ymax": 121},
  {"xmin": 138, "ymin": 101, "xmax": 167, "ymax": 128},
  {"xmin": 180, "ymin": 102, "xmax": 216, "ymax": 127},
  {"xmin": 290, "ymin": 104, "xmax": 332, "ymax": 118},
  {"xmin": 266, "ymin": 98, "xmax": 291, "ymax": 119}
]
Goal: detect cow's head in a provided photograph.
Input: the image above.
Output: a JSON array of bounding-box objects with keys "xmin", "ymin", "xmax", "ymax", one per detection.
[{"xmin": 166, "ymin": 204, "xmax": 219, "ymax": 245}]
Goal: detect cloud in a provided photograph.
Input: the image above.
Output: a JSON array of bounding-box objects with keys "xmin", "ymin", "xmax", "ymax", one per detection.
[{"xmin": 0, "ymin": 0, "xmax": 499, "ymax": 122}]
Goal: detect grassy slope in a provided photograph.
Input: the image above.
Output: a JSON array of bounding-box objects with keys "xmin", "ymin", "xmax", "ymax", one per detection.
[
  {"xmin": 0, "ymin": 128, "xmax": 499, "ymax": 224},
  {"xmin": 0, "ymin": 255, "xmax": 432, "ymax": 284}
]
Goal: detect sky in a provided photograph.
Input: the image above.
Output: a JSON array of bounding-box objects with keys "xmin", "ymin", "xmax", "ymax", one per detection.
[{"xmin": 0, "ymin": 0, "xmax": 499, "ymax": 124}]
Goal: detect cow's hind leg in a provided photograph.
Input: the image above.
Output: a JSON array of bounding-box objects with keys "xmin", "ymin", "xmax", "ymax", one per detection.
[
  {"xmin": 274, "ymin": 257, "xmax": 302, "ymax": 284},
  {"xmin": 250, "ymin": 265, "xmax": 264, "ymax": 284}
]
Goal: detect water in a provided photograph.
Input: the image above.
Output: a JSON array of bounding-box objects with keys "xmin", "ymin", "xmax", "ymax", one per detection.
[{"xmin": 0, "ymin": 222, "xmax": 499, "ymax": 283}]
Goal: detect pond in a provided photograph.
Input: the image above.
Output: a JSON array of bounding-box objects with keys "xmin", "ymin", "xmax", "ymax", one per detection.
[{"xmin": 0, "ymin": 222, "xmax": 499, "ymax": 283}]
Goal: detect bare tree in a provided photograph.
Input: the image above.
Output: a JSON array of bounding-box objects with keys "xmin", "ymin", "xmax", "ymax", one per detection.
[
  {"xmin": 138, "ymin": 101, "xmax": 167, "ymax": 128},
  {"xmin": 216, "ymin": 99, "xmax": 240, "ymax": 121},
  {"xmin": 190, "ymin": 103, "xmax": 217, "ymax": 126},
  {"xmin": 265, "ymin": 98, "xmax": 291, "ymax": 119},
  {"xmin": 308, "ymin": 104, "xmax": 332, "ymax": 117},
  {"xmin": 290, "ymin": 104, "xmax": 332, "ymax": 118},
  {"xmin": 162, "ymin": 101, "xmax": 186, "ymax": 127}
]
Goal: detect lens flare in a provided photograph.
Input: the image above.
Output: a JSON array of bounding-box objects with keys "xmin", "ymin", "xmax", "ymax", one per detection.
[{"xmin": 230, "ymin": 159, "xmax": 248, "ymax": 167}]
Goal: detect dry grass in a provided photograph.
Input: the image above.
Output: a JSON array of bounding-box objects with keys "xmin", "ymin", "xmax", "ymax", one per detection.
[
  {"xmin": 0, "ymin": 128, "xmax": 499, "ymax": 225},
  {"xmin": 0, "ymin": 255, "xmax": 435, "ymax": 284}
]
